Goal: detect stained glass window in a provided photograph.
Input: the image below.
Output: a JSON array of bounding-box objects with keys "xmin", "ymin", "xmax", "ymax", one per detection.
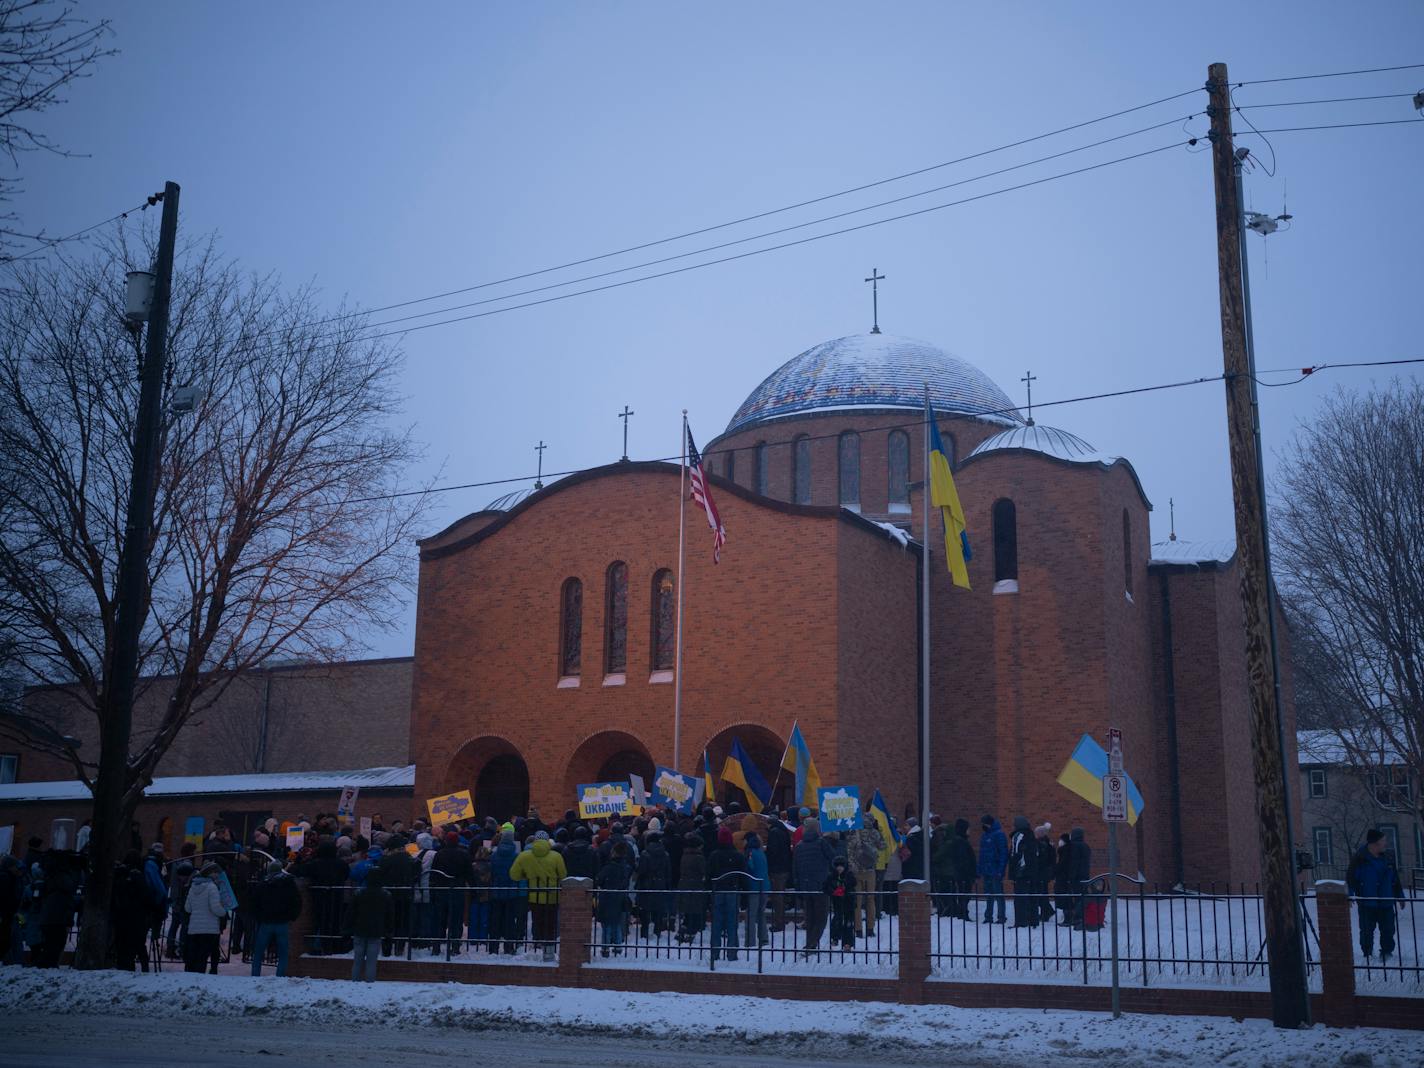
[
  {"xmin": 887, "ymin": 430, "xmax": 910, "ymax": 512},
  {"xmin": 838, "ymin": 432, "xmax": 860, "ymax": 511},
  {"xmin": 652, "ymin": 569, "xmax": 676, "ymax": 671},
  {"xmin": 793, "ymin": 435, "xmax": 811, "ymax": 504},
  {"xmin": 605, "ymin": 561, "xmax": 628, "ymax": 673},
  {"xmin": 993, "ymin": 499, "xmax": 1018, "ymax": 582},
  {"xmin": 724, "ymin": 449, "xmax": 736, "ymax": 484},
  {"xmin": 560, "ymin": 578, "xmax": 582, "ymax": 676},
  {"xmin": 755, "ymin": 442, "xmax": 768, "ymax": 495}
]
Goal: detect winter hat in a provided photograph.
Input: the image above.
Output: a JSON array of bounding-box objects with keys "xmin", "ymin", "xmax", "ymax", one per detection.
[
  {"xmin": 266, "ymin": 860, "xmax": 284, "ymax": 875},
  {"xmin": 1013, "ymin": 816, "xmax": 1030, "ymax": 832},
  {"xmin": 150, "ymin": 841, "xmax": 166, "ymax": 854},
  {"xmin": 955, "ymin": 818, "xmax": 970, "ymax": 835},
  {"xmin": 444, "ymin": 831, "xmax": 459, "ymax": 846},
  {"xmin": 534, "ymin": 830, "xmax": 550, "ymax": 841},
  {"xmin": 1035, "ymin": 822, "xmax": 1052, "ymax": 838},
  {"xmin": 717, "ymin": 826, "xmax": 734, "ymax": 847},
  {"xmin": 500, "ymin": 830, "xmax": 515, "ymax": 844},
  {"xmin": 200, "ymin": 861, "xmax": 220, "ymax": 875},
  {"xmin": 573, "ymin": 826, "xmax": 592, "ymax": 841},
  {"xmin": 335, "ymin": 835, "xmax": 353, "ymax": 852},
  {"xmin": 744, "ymin": 833, "xmax": 760, "ymax": 849},
  {"xmin": 712, "ymin": 806, "xmax": 723, "ymax": 817},
  {"xmin": 981, "ymin": 814, "xmax": 994, "ymax": 828},
  {"xmin": 646, "ymin": 817, "xmax": 661, "ymax": 834},
  {"xmin": 1365, "ymin": 828, "xmax": 1384, "ymax": 844},
  {"xmin": 799, "ymin": 807, "xmax": 811, "ymax": 819},
  {"xmin": 416, "ymin": 833, "xmax": 434, "ymax": 850},
  {"xmin": 500, "ymin": 822, "xmax": 515, "ymax": 835},
  {"xmin": 833, "ymin": 856, "xmax": 848, "ymax": 868}
]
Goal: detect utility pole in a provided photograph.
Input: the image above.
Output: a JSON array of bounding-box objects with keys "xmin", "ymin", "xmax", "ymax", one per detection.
[
  {"xmin": 74, "ymin": 181, "xmax": 180, "ymax": 969},
  {"xmin": 1205, "ymin": 65, "xmax": 1310, "ymax": 1029}
]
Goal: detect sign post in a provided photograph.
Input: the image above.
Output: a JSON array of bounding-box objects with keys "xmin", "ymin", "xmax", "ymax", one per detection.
[{"xmin": 1102, "ymin": 727, "xmax": 1127, "ymax": 1020}]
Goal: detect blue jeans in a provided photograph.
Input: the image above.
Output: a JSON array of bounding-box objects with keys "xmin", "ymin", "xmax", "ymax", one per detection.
[
  {"xmin": 352, "ymin": 935, "xmax": 379, "ymax": 981},
  {"xmin": 250, "ymin": 922, "xmax": 289, "ymax": 976},
  {"xmin": 602, "ymin": 917, "xmax": 626, "ymax": 953},
  {"xmin": 744, "ymin": 891, "xmax": 768, "ymax": 946},
  {"xmin": 981, "ymin": 876, "xmax": 1006, "ymax": 921},
  {"xmin": 467, "ymin": 900, "xmax": 490, "ymax": 943},
  {"xmin": 710, "ymin": 892, "xmax": 740, "ymax": 960}
]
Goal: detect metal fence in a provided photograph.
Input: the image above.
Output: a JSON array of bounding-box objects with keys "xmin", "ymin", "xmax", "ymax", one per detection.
[{"xmin": 1351, "ymin": 894, "xmax": 1422, "ymax": 988}]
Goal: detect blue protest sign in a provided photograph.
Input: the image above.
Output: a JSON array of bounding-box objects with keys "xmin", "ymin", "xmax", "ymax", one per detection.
[
  {"xmin": 651, "ymin": 766, "xmax": 698, "ymax": 815},
  {"xmin": 817, "ymin": 785, "xmax": 864, "ymax": 831}
]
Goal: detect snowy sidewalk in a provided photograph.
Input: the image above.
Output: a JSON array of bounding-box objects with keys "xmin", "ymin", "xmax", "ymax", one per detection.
[{"xmin": 1, "ymin": 967, "xmax": 1420, "ymax": 1067}]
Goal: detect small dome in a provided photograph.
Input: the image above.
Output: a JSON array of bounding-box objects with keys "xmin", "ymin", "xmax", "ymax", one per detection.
[
  {"xmin": 485, "ymin": 485, "xmax": 542, "ymax": 512},
  {"xmin": 968, "ymin": 424, "xmax": 1108, "ymax": 462},
  {"xmin": 726, "ymin": 333, "xmax": 1024, "ymax": 435}
]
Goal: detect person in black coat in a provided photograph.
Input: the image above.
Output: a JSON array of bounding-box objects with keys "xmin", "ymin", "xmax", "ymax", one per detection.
[
  {"xmin": 946, "ymin": 818, "xmax": 977, "ymax": 919},
  {"xmin": 377, "ymin": 840, "xmax": 418, "ymax": 956},
  {"xmin": 110, "ymin": 850, "xmax": 152, "ymax": 972},
  {"xmin": 824, "ymin": 857, "xmax": 858, "ymax": 950},
  {"xmin": 297, "ymin": 841, "xmax": 350, "ymax": 955},
  {"xmin": 563, "ymin": 827, "xmax": 599, "ymax": 880},
  {"xmin": 705, "ymin": 826, "xmax": 746, "ymax": 962},
  {"xmin": 431, "ymin": 832, "xmax": 474, "ymax": 954},
  {"xmin": 1068, "ymin": 827, "xmax": 1095, "ymax": 929},
  {"xmin": 1034, "ymin": 824, "xmax": 1057, "ymax": 921},
  {"xmin": 635, "ymin": 833, "xmax": 673, "ymax": 937},
  {"xmin": 1053, "ymin": 832, "xmax": 1073, "ymax": 923},
  {"xmin": 249, "ymin": 861, "xmax": 303, "ymax": 976},
  {"xmin": 900, "ymin": 820, "xmax": 926, "ymax": 881},
  {"xmin": 1008, "ymin": 816, "xmax": 1038, "ymax": 928},
  {"xmin": 765, "ymin": 817, "xmax": 793, "ymax": 931}
]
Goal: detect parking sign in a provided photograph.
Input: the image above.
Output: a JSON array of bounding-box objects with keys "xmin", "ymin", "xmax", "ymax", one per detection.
[{"xmin": 1103, "ymin": 773, "xmax": 1128, "ymax": 822}]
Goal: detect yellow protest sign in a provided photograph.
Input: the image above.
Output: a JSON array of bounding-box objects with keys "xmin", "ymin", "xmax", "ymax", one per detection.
[
  {"xmin": 425, "ymin": 789, "xmax": 475, "ymax": 826},
  {"xmin": 577, "ymin": 781, "xmax": 639, "ymax": 819}
]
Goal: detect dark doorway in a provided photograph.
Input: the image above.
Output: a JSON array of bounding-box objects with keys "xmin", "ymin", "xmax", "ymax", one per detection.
[
  {"xmin": 595, "ymin": 748, "xmax": 655, "ymax": 788},
  {"xmin": 475, "ymin": 753, "xmax": 530, "ymax": 824},
  {"xmin": 217, "ymin": 809, "xmax": 272, "ymax": 848}
]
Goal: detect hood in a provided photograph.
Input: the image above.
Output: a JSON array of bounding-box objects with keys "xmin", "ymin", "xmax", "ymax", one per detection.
[
  {"xmin": 1013, "ymin": 816, "xmax": 1030, "ymax": 833},
  {"xmin": 530, "ymin": 838, "xmax": 552, "ymax": 858},
  {"xmin": 982, "ymin": 819, "xmax": 1002, "ymax": 834},
  {"xmin": 954, "ymin": 818, "xmax": 970, "ymax": 837},
  {"xmin": 1070, "ymin": 827, "xmax": 1085, "ymax": 842},
  {"xmin": 494, "ymin": 840, "xmax": 517, "ymax": 859}
]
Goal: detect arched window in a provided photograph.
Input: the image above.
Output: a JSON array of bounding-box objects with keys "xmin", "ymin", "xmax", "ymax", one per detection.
[
  {"xmin": 993, "ymin": 499, "xmax": 1018, "ymax": 583},
  {"xmin": 1122, "ymin": 509, "xmax": 1134, "ymax": 598},
  {"xmin": 793, "ymin": 435, "xmax": 812, "ymax": 504},
  {"xmin": 605, "ymin": 562, "xmax": 628, "ymax": 674},
  {"xmin": 651, "ymin": 569, "xmax": 676, "ymax": 671},
  {"xmin": 754, "ymin": 442, "xmax": 768, "ymax": 496},
  {"xmin": 838, "ymin": 431, "xmax": 861, "ymax": 511},
  {"xmin": 887, "ymin": 430, "xmax": 910, "ymax": 513},
  {"xmin": 560, "ymin": 578, "xmax": 582, "ymax": 676},
  {"xmin": 724, "ymin": 449, "xmax": 736, "ymax": 484}
]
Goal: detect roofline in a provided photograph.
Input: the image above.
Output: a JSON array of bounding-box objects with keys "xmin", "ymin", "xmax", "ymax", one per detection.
[
  {"xmin": 709, "ymin": 405, "xmax": 1021, "ymax": 449},
  {"xmin": 419, "ymin": 460, "xmax": 919, "ymax": 562},
  {"xmin": 958, "ymin": 446, "xmax": 1154, "ymax": 513},
  {"xmin": 422, "ymin": 508, "xmax": 505, "ymax": 542},
  {"xmin": 21, "ymin": 655, "xmax": 413, "ymax": 696}
]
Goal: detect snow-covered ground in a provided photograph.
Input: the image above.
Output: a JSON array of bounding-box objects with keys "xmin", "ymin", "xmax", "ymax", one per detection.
[{"xmin": 1, "ymin": 967, "xmax": 1420, "ymax": 1068}]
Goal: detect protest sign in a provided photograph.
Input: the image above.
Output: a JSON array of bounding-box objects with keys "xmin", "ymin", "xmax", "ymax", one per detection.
[
  {"xmin": 0, "ymin": 825, "xmax": 12, "ymax": 858},
  {"xmin": 651, "ymin": 766, "xmax": 698, "ymax": 815},
  {"xmin": 577, "ymin": 781, "xmax": 638, "ymax": 819},
  {"xmin": 285, "ymin": 826, "xmax": 305, "ymax": 852},
  {"xmin": 184, "ymin": 817, "xmax": 205, "ymax": 852},
  {"xmin": 359, "ymin": 816, "xmax": 373, "ymax": 840},
  {"xmin": 336, "ymin": 785, "xmax": 359, "ymax": 821},
  {"xmin": 817, "ymin": 785, "xmax": 864, "ymax": 831},
  {"xmin": 628, "ymin": 773, "xmax": 647, "ymax": 806},
  {"xmin": 425, "ymin": 789, "xmax": 475, "ymax": 826}
]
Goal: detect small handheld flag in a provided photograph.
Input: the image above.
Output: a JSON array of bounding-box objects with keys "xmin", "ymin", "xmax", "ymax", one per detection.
[
  {"xmin": 929, "ymin": 419, "xmax": 971, "ymax": 590},
  {"xmin": 702, "ymin": 749, "xmax": 716, "ymax": 807},
  {"xmin": 721, "ymin": 738, "xmax": 773, "ymax": 810},
  {"xmin": 687, "ymin": 426, "xmax": 726, "ymax": 563},
  {"xmin": 867, "ymin": 789, "xmax": 901, "ymax": 869},
  {"xmin": 779, "ymin": 723, "xmax": 823, "ymax": 808}
]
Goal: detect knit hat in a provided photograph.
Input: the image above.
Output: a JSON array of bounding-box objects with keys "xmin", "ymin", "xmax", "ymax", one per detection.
[
  {"xmin": 799, "ymin": 807, "xmax": 811, "ymax": 818},
  {"xmin": 444, "ymin": 831, "xmax": 459, "ymax": 845},
  {"xmin": 981, "ymin": 814, "xmax": 994, "ymax": 828},
  {"xmin": 501, "ymin": 830, "xmax": 515, "ymax": 844},
  {"xmin": 1035, "ymin": 822, "xmax": 1052, "ymax": 838},
  {"xmin": 717, "ymin": 826, "xmax": 734, "ymax": 846},
  {"xmin": 200, "ymin": 861, "xmax": 220, "ymax": 875},
  {"xmin": 500, "ymin": 822, "xmax": 515, "ymax": 834},
  {"xmin": 534, "ymin": 829, "xmax": 550, "ymax": 841},
  {"xmin": 646, "ymin": 817, "xmax": 661, "ymax": 834},
  {"xmin": 416, "ymin": 832, "xmax": 434, "ymax": 849},
  {"xmin": 1365, "ymin": 828, "xmax": 1384, "ymax": 844}
]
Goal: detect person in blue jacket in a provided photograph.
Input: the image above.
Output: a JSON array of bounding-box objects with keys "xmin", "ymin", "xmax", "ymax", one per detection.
[
  {"xmin": 977, "ymin": 815, "xmax": 1008, "ymax": 924},
  {"xmin": 742, "ymin": 832, "xmax": 769, "ymax": 948},
  {"xmin": 1346, "ymin": 828, "xmax": 1406, "ymax": 963}
]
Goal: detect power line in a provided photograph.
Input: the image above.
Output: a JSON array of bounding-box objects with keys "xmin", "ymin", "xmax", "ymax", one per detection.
[
  {"xmin": 1236, "ymin": 62, "xmax": 1424, "ymax": 86},
  {"xmin": 1234, "ymin": 92, "xmax": 1421, "ymax": 109},
  {"xmin": 1239, "ymin": 118, "xmax": 1424, "ymax": 134},
  {"xmin": 0, "ymin": 199, "xmax": 154, "ymax": 267}
]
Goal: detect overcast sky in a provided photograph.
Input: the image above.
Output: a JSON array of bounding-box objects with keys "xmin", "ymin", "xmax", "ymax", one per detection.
[{"xmin": 17, "ymin": 2, "xmax": 1423, "ymax": 658}]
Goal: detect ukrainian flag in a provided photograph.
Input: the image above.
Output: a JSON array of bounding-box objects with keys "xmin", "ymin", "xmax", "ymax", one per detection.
[
  {"xmin": 702, "ymin": 750, "xmax": 716, "ymax": 807},
  {"xmin": 721, "ymin": 738, "xmax": 772, "ymax": 810},
  {"xmin": 868, "ymin": 789, "xmax": 901, "ymax": 868},
  {"xmin": 779, "ymin": 723, "xmax": 822, "ymax": 809},
  {"xmin": 928, "ymin": 420, "xmax": 972, "ymax": 589},
  {"xmin": 1056, "ymin": 734, "xmax": 1145, "ymax": 825}
]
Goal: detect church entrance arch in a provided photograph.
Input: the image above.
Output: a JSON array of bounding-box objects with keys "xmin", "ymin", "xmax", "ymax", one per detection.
[
  {"xmin": 562, "ymin": 730, "xmax": 655, "ymax": 810},
  {"xmin": 443, "ymin": 736, "xmax": 530, "ymax": 824},
  {"xmin": 703, "ymin": 723, "xmax": 788, "ymax": 812}
]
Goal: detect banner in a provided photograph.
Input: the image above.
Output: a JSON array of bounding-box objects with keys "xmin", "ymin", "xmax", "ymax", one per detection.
[
  {"xmin": 651, "ymin": 766, "xmax": 698, "ymax": 815},
  {"xmin": 359, "ymin": 816, "xmax": 373, "ymax": 841},
  {"xmin": 425, "ymin": 789, "xmax": 475, "ymax": 826},
  {"xmin": 577, "ymin": 781, "xmax": 638, "ymax": 819},
  {"xmin": 336, "ymin": 784, "xmax": 359, "ymax": 821},
  {"xmin": 0, "ymin": 825, "xmax": 12, "ymax": 858},
  {"xmin": 285, "ymin": 826, "xmax": 306, "ymax": 852},
  {"xmin": 184, "ymin": 816, "xmax": 205, "ymax": 852},
  {"xmin": 817, "ymin": 786, "xmax": 864, "ymax": 832}
]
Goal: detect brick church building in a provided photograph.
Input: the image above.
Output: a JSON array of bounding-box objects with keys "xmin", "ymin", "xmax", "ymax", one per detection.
[{"xmin": 410, "ymin": 331, "xmax": 1301, "ymax": 887}]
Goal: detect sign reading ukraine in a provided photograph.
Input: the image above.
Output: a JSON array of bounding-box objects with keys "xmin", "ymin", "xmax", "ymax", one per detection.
[
  {"xmin": 425, "ymin": 789, "xmax": 475, "ymax": 827},
  {"xmin": 577, "ymin": 781, "xmax": 638, "ymax": 819},
  {"xmin": 651, "ymin": 766, "xmax": 698, "ymax": 815},
  {"xmin": 817, "ymin": 785, "xmax": 864, "ymax": 831}
]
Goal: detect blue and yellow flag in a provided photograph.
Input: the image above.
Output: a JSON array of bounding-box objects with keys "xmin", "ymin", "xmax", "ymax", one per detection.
[
  {"xmin": 929, "ymin": 420, "xmax": 971, "ymax": 590},
  {"xmin": 702, "ymin": 750, "xmax": 716, "ymax": 807},
  {"xmin": 868, "ymin": 789, "xmax": 901, "ymax": 868},
  {"xmin": 779, "ymin": 723, "xmax": 822, "ymax": 808},
  {"xmin": 1056, "ymin": 734, "xmax": 1145, "ymax": 826},
  {"xmin": 721, "ymin": 738, "xmax": 772, "ymax": 810}
]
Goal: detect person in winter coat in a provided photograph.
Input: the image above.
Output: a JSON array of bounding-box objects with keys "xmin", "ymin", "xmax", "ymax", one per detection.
[
  {"xmin": 466, "ymin": 844, "xmax": 493, "ymax": 948},
  {"xmin": 676, "ymin": 833, "xmax": 708, "ymax": 942},
  {"xmin": 845, "ymin": 822, "xmax": 886, "ymax": 937},
  {"xmin": 296, "ymin": 840, "xmax": 349, "ymax": 955},
  {"xmin": 165, "ymin": 852, "xmax": 196, "ymax": 961},
  {"xmin": 249, "ymin": 861, "xmax": 302, "ymax": 976},
  {"xmin": 881, "ymin": 836, "xmax": 902, "ymax": 917},
  {"xmin": 901, "ymin": 819, "xmax": 926, "ymax": 881},
  {"xmin": 1067, "ymin": 828, "xmax": 1095, "ymax": 930},
  {"xmin": 765, "ymin": 817, "xmax": 793, "ymax": 931},
  {"xmin": 376, "ymin": 838, "xmax": 418, "ymax": 956},
  {"xmin": 488, "ymin": 832, "xmax": 522, "ymax": 954},
  {"xmin": 1346, "ymin": 828, "xmax": 1406, "ymax": 962},
  {"xmin": 431, "ymin": 831, "xmax": 474, "ymax": 955},
  {"xmin": 1034, "ymin": 823, "xmax": 1057, "ymax": 922},
  {"xmin": 945, "ymin": 819, "xmax": 976, "ymax": 919},
  {"xmin": 793, "ymin": 818, "xmax": 836, "ymax": 954},
  {"xmin": 824, "ymin": 856, "xmax": 858, "ymax": 950},
  {"xmin": 347, "ymin": 868, "xmax": 391, "ymax": 982},
  {"xmin": 110, "ymin": 850, "xmax": 153, "ymax": 972},
  {"xmin": 635, "ymin": 832, "xmax": 674, "ymax": 937},
  {"xmin": 0, "ymin": 855, "xmax": 23, "ymax": 964},
  {"xmin": 510, "ymin": 831, "xmax": 567, "ymax": 960},
  {"xmin": 141, "ymin": 844, "xmax": 169, "ymax": 952},
  {"xmin": 705, "ymin": 826, "xmax": 746, "ymax": 962},
  {"xmin": 977, "ymin": 815, "xmax": 1008, "ymax": 923},
  {"xmin": 742, "ymin": 832, "xmax": 770, "ymax": 947},
  {"xmin": 184, "ymin": 862, "xmax": 228, "ymax": 974},
  {"xmin": 929, "ymin": 817, "xmax": 955, "ymax": 918},
  {"xmin": 594, "ymin": 842, "xmax": 633, "ymax": 955},
  {"xmin": 1053, "ymin": 832, "xmax": 1073, "ymax": 923},
  {"xmin": 562, "ymin": 827, "xmax": 599, "ymax": 880},
  {"xmin": 1008, "ymin": 816, "xmax": 1039, "ymax": 928}
]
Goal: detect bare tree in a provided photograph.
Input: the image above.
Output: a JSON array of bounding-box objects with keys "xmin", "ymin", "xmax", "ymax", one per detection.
[
  {"xmin": 0, "ymin": 233, "xmax": 425, "ymax": 966},
  {"xmin": 0, "ymin": 0, "xmax": 116, "ymax": 253},
  {"xmin": 1274, "ymin": 381, "xmax": 1424, "ymax": 836}
]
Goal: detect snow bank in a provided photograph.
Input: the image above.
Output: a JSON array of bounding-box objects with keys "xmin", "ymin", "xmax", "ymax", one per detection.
[{"xmin": 1, "ymin": 968, "xmax": 1420, "ymax": 1066}]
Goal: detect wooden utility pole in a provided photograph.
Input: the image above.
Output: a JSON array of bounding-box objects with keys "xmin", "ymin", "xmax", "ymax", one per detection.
[{"xmin": 1205, "ymin": 64, "xmax": 1310, "ymax": 1028}]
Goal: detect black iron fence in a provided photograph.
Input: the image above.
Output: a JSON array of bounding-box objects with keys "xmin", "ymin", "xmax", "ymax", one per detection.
[{"xmin": 1351, "ymin": 894, "xmax": 1421, "ymax": 987}]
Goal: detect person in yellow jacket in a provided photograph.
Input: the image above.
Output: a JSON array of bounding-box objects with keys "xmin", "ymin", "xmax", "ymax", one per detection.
[{"xmin": 510, "ymin": 831, "xmax": 567, "ymax": 960}]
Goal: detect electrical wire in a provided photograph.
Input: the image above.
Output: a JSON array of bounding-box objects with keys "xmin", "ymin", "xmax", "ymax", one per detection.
[
  {"xmin": 1234, "ymin": 92, "xmax": 1421, "ymax": 109},
  {"xmin": 0, "ymin": 199, "xmax": 155, "ymax": 267},
  {"xmin": 1230, "ymin": 85, "xmax": 1277, "ymax": 176},
  {"xmin": 1236, "ymin": 63, "xmax": 1424, "ymax": 86},
  {"xmin": 1238, "ymin": 118, "xmax": 1423, "ymax": 134}
]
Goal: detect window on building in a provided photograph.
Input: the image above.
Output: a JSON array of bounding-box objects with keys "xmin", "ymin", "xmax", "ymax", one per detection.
[
  {"xmin": 1370, "ymin": 767, "xmax": 1411, "ymax": 809},
  {"xmin": 651, "ymin": 569, "xmax": 676, "ymax": 671},
  {"xmin": 1308, "ymin": 768, "xmax": 1327, "ymax": 799},
  {"xmin": 559, "ymin": 579, "xmax": 583, "ymax": 676},
  {"xmin": 1312, "ymin": 827, "xmax": 1333, "ymax": 867},
  {"xmin": 1122, "ymin": 509, "xmax": 1134, "ymax": 598},
  {"xmin": 754, "ymin": 442, "xmax": 768, "ymax": 495},
  {"xmin": 993, "ymin": 498, "xmax": 1018, "ymax": 583},
  {"xmin": 0, "ymin": 753, "xmax": 16, "ymax": 784},
  {"xmin": 838, "ymin": 431, "xmax": 860, "ymax": 511},
  {"xmin": 887, "ymin": 430, "xmax": 910, "ymax": 513},
  {"xmin": 605, "ymin": 561, "xmax": 628, "ymax": 674},
  {"xmin": 793, "ymin": 435, "xmax": 811, "ymax": 504},
  {"xmin": 724, "ymin": 449, "xmax": 736, "ymax": 484}
]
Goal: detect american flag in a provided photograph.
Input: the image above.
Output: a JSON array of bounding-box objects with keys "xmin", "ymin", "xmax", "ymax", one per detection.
[{"xmin": 687, "ymin": 426, "xmax": 726, "ymax": 563}]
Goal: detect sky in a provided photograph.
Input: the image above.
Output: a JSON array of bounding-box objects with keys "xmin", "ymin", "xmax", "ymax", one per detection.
[{"xmin": 16, "ymin": 2, "xmax": 1423, "ymax": 658}]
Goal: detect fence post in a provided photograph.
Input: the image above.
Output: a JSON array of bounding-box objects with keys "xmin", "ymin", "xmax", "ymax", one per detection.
[
  {"xmin": 1314, "ymin": 880, "xmax": 1356, "ymax": 1028},
  {"xmin": 286, "ymin": 877, "xmax": 315, "ymax": 977},
  {"xmin": 557, "ymin": 877, "xmax": 592, "ymax": 985},
  {"xmin": 897, "ymin": 878, "xmax": 929, "ymax": 1002}
]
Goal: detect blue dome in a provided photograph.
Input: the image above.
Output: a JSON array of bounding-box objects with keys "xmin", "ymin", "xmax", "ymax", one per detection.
[{"xmin": 725, "ymin": 333, "xmax": 1024, "ymax": 435}]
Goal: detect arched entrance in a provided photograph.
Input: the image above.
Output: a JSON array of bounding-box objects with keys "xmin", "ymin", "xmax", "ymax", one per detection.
[
  {"xmin": 443, "ymin": 736, "xmax": 531, "ymax": 824},
  {"xmin": 703, "ymin": 723, "xmax": 788, "ymax": 813},
  {"xmin": 563, "ymin": 730, "xmax": 656, "ymax": 810}
]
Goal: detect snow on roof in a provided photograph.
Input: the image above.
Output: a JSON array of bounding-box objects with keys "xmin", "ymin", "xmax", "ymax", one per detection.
[
  {"xmin": 0, "ymin": 765, "xmax": 415, "ymax": 803},
  {"xmin": 967, "ymin": 424, "xmax": 1118, "ymax": 465},
  {"xmin": 1148, "ymin": 539, "xmax": 1236, "ymax": 567},
  {"xmin": 871, "ymin": 520, "xmax": 912, "ymax": 548}
]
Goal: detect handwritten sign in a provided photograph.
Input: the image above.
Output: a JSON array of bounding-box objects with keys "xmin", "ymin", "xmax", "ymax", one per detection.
[
  {"xmin": 817, "ymin": 786, "xmax": 864, "ymax": 832},
  {"xmin": 425, "ymin": 789, "xmax": 475, "ymax": 826},
  {"xmin": 577, "ymin": 781, "xmax": 638, "ymax": 819},
  {"xmin": 336, "ymin": 785, "xmax": 359, "ymax": 821},
  {"xmin": 651, "ymin": 766, "xmax": 698, "ymax": 815},
  {"xmin": 285, "ymin": 826, "xmax": 306, "ymax": 852}
]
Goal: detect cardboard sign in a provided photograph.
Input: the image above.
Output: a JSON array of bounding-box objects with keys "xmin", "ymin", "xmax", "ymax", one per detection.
[
  {"xmin": 425, "ymin": 790, "xmax": 475, "ymax": 826},
  {"xmin": 628, "ymin": 773, "xmax": 647, "ymax": 806},
  {"xmin": 577, "ymin": 781, "xmax": 638, "ymax": 819},
  {"xmin": 359, "ymin": 816, "xmax": 373, "ymax": 841},
  {"xmin": 651, "ymin": 766, "xmax": 698, "ymax": 815},
  {"xmin": 285, "ymin": 826, "xmax": 306, "ymax": 852},
  {"xmin": 336, "ymin": 784, "xmax": 359, "ymax": 821},
  {"xmin": 817, "ymin": 786, "xmax": 864, "ymax": 832}
]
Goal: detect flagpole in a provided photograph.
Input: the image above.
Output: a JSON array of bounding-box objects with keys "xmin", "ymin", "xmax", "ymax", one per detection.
[
  {"xmin": 921, "ymin": 385, "xmax": 932, "ymax": 826},
  {"xmin": 765, "ymin": 721, "xmax": 793, "ymax": 812},
  {"xmin": 674, "ymin": 410, "xmax": 688, "ymax": 771}
]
